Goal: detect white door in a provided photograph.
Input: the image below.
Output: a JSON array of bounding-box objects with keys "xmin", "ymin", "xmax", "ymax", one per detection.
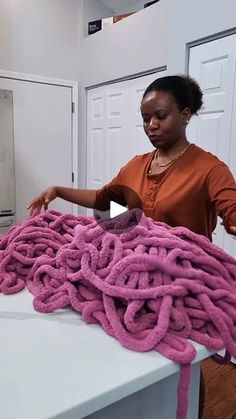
[
  {"xmin": 0, "ymin": 77, "xmax": 74, "ymax": 223},
  {"xmin": 188, "ymin": 34, "xmax": 236, "ymax": 256},
  {"xmin": 86, "ymin": 72, "xmax": 166, "ymax": 215}
]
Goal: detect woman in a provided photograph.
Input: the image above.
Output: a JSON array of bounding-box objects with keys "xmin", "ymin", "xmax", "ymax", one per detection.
[{"xmin": 28, "ymin": 75, "xmax": 236, "ymax": 240}]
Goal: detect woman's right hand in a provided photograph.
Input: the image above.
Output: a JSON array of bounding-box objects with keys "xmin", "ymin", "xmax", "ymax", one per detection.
[{"xmin": 27, "ymin": 186, "xmax": 57, "ymax": 215}]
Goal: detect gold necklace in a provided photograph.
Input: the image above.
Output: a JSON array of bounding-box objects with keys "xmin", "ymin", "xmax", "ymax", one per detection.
[{"xmin": 153, "ymin": 142, "xmax": 191, "ymax": 169}]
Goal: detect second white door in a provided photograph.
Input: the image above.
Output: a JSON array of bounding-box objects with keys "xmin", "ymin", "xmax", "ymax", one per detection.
[{"xmin": 188, "ymin": 34, "xmax": 236, "ymax": 257}]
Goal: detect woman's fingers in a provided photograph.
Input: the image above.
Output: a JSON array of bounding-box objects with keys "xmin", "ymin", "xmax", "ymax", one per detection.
[
  {"xmin": 28, "ymin": 202, "xmax": 42, "ymax": 216},
  {"xmin": 28, "ymin": 197, "xmax": 46, "ymax": 213},
  {"xmin": 27, "ymin": 199, "xmax": 37, "ymax": 210},
  {"xmin": 28, "ymin": 187, "xmax": 57, "ymax": 214},
  {"xmin": 43, "ymin": 198, "xmax": 50, "ymax": 211}
]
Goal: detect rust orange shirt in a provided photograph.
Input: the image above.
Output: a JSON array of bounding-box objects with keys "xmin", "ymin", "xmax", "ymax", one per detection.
[{"xmin": 95, "ymin": 144, "xmax": 236, "ymax": 240}]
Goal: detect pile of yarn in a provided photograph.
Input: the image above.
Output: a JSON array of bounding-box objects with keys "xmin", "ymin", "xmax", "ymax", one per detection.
[{"xmin": 0, "ymin": 209, "xmax": 236, "ymax": 419}]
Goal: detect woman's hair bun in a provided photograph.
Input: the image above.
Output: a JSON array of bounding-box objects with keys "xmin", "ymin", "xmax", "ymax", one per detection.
[{"xmin": 183, "ymin": 75, "xmax": 203, "ymax": 114}]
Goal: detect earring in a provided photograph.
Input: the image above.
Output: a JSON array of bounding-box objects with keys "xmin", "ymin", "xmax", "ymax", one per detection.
[{"xmin": 186, "ymin": 120, "xmax": 189, "ymax": 125}]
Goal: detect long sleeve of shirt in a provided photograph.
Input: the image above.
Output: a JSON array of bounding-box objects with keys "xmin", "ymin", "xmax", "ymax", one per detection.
[
  {"xmin": 94, "ymin": 144, "xmax": 236, "ymax": 240},
  {"xmin": 207, "ymin": 163, "xmax": 236, "ymax": 233}
]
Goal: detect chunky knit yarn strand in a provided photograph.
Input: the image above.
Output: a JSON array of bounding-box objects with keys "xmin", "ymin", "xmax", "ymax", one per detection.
[{"xmin": 0, "ymin": 209, "xmax": 236, "ymax": 419}]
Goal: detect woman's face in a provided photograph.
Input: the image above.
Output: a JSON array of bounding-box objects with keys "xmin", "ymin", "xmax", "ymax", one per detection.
[{"xmin": 140, "ymin": 90, "xmax": 190, "ymax": 150}]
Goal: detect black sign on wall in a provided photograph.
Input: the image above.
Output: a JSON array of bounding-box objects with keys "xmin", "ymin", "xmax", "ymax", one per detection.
[
  {"xmin": 88, "ymin": 20, "xmax": 102, "ymax": 35},
  {"xmin": 144, "ymin": 0, "xmax": 160, "ymax": 8}
]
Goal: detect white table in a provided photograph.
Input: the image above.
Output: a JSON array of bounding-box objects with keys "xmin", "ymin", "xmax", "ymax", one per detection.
[{"xmin": 0, "ymin": 291, "xmax": 212, "ymax": 419}]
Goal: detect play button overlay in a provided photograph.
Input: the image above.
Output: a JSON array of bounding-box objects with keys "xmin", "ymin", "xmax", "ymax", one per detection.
[
  {"xmin": 110, "ymin": 201, "xmax": 127, "ymax": 218},
  {"xmin": 93, "ymin": 185, "xmax": 143, "ymax": 234}
]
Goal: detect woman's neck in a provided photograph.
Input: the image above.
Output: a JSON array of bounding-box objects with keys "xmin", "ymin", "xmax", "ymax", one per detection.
[{"xmin": 158, "ymin": 137, "xmax": 189, "ymax": 159}]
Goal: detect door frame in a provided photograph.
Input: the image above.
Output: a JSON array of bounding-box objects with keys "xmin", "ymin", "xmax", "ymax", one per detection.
[{"xmin": 0, "ymin": 69, "xmax": 79, "ymax": 214}]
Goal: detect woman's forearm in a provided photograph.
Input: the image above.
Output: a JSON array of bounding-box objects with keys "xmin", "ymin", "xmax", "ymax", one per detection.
[{"xmin": 56, "ymin": 187, "xmax": 97, "ymax": 208}]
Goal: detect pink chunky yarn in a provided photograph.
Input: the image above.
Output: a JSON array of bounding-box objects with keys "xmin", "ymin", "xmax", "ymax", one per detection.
[{"xmin": 0, "ymin": 209, "xmax": 236, "ymax": 419}]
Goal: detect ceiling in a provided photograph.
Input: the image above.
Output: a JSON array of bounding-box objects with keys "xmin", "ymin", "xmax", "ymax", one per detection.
[{"xmin": 101, "ymin": 0, "xmax": 140, "ymax": 13}]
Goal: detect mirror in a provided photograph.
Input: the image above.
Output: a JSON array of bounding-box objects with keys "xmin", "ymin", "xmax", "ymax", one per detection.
[{"xmin": 0, "ymin": 89, "xmax": 15, "ymax": 216}]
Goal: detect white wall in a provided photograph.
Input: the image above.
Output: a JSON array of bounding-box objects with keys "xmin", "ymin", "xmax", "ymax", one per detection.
[
  {"xmin": 0, "ymin": 0, "xmax": 82, "ymax": 80},
  {"xmin": 114, "ymin": 0, "xmax": 147, "ymax": 14},
  {"xmin": 80, "ymin": 2, "xmax": 166, "ymax": 86},
  {"xmin": 167, "ymin": 0, "xmax": 236, "ymax": 74},
  {"xmin": 0, "ymin": 0, "xmax": 118, "ymax": 79}
]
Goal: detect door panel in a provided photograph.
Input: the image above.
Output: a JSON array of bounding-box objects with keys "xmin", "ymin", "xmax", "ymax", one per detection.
[{"xmin": 87, "ymin": 87, "xmax": 105, "ymax": 189}]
